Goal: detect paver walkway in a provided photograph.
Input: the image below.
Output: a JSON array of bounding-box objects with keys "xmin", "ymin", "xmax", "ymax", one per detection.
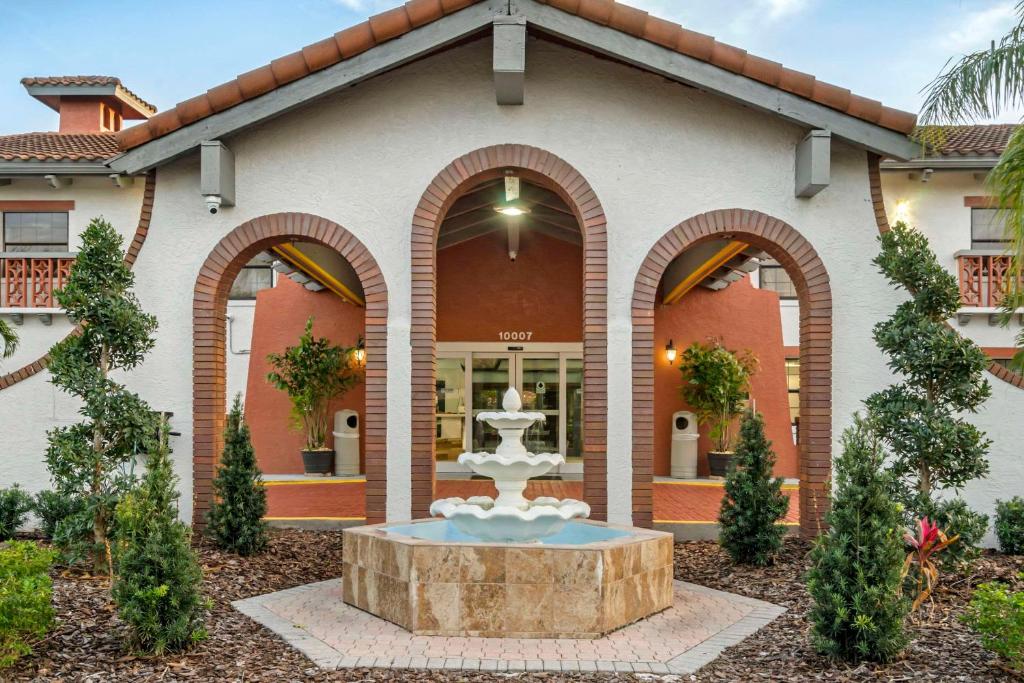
[
  {"xmin": 264, "ymin": 478, "xmax": 800, "ymax": 524},
  {"xmin": 234, "ymin": 578, "xmax": 785, "ymax": 674}
]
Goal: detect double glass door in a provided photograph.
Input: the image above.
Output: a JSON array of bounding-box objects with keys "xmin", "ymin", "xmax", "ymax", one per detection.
[{"xmin": 435, "ymin": 344, "xmax": 583, "ymax": 473}]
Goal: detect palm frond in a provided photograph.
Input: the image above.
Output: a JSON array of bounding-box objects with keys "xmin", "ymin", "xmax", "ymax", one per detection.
[
  {"xmin": 0, "ymin": 319, "xmax": 18, "ymax": 359},
  {"xmin": 920, "ymin": 4, "xmax": 1024, "ymax": 124}
]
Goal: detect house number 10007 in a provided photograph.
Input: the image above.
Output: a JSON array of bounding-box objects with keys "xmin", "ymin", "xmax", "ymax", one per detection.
[{"xmin": 499, "ymin": 331, "xmax": 533, "ymax": 341}]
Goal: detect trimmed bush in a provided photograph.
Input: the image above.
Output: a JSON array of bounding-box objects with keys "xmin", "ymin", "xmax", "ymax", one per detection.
[
  {"xmin": 961, "ymin": 577, "xmax": 1024, "ymax": 671},
  {"xmin": 807, "ymin": 417, "xmax": 909, "ymax": 662},
  {"xmin": 0, "ymin": 487, "xmax": 33, "ymax": 542},
  {"xmin": 32, "ymin": 490, "xmax": 86, "ymax": 541},
  {"xmin": 718, "ymin": 410, "xmax": 789, "ymax": 566},
  {"xmin": 113, "ymin": 423, "xmax": 206, "ymax": 655},
  {"xmin": 0, "ymin": 541, "xmax": 56, "ymax": 668},
  {"xmin": 206, "ymin": 395, "xmax": 269, "ymax": 556},
  {"xmin": 996, "ymin": 497, "xmax": 1024, "ymax": 555}
]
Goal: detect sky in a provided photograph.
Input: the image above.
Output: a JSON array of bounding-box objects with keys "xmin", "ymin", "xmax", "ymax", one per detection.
[{"xmin": 1, "ymin": 0, "xmax": 1022, "ymax": 135}]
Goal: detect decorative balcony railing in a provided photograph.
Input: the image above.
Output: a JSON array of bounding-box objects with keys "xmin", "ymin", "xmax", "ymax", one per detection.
[
  {"xmin": 0, "ymin": 253, "xmax": 76, "ymax": 309},
  {"xmin": 957, "ymin": 250, "xmax": 1022, "ymax": 308}
]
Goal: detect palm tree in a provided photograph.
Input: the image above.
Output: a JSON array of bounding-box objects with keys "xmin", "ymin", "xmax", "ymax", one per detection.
[
  {"xmin": 920, "ymin": 3, "xmax": 1024, "ymax": 368},
  {"xmin": 0, "ymin": 319, "xmax": 17, "ymax": 359}
]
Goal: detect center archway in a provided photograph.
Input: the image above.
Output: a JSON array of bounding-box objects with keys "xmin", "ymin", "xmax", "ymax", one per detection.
[{"xmin": 410, "ymin": 145, "xmax": 609, "ymax": 520}]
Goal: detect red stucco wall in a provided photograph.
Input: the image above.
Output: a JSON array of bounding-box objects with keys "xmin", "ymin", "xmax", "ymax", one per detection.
[
  {"xmin": 244, "ymin": 277, "xmax": 366, "ymax": 474},
  {"xmin": 653, "ymin": 277, "xmax": 797, "ymax": 477},
  {"xmin": 437, "ymin": 230, "xmax": 583, "ymax": 342}
]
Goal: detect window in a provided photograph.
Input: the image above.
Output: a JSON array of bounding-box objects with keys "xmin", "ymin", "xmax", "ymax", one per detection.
[
  {"xmin": 759, "ymin": 261, "xmax": 797, "ymax": 299},
  {"xmin": 229, "ymin": 254, "xmax": 274, "ymax": 299},
  {"xmin": 2, "ymin": 212, "xmax": 69, "ymax": 252},
  {"xmin": 971, "ymin": 209, "xmax": 1011, "ymax": 249},
  {"xmin": 784, "ymin": 358, "xmax": 800, "ymax": 425}
]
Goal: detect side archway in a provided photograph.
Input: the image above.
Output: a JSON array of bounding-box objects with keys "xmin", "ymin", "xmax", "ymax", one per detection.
[
  {"xmin": 632, "ymin": 209, "xmax": 832, "ymax": 534},
  {"xmin": 411, "ymin": 145, "xmax": 609, "ymax": 520},
  {"xmin": 192, "ymin": 212, "xmax": 388, "ymax": 527}
]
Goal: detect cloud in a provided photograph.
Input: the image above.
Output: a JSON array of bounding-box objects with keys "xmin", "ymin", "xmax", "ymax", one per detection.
[
  {"xmin": 941, "ymin": 2, "xmax": 1017, "ymax": 52},
  {"xmin": 331, "ymin": 0, "xmax": 394, "ymax": 12}
]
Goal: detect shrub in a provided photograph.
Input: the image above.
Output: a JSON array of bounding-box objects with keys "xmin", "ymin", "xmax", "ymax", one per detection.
[
  {"xmin": 961, "ymin": 577, "xmax": 1024, "ymax": 671},
  {"xmin": 0, "ymin": 541, "xmax": 56, "ymax": 668},
  {"xmin": 807, "ymin": 417, "xmax": 909, "ymax": 662},
  {"xmin": 0, "ymin": 487, "xmax": 33, "ymax": 542},
  {"xmin": 901, "ymin": 518, "xmax": 959, "ymax": 611},
  {"xmin": 865, "ymin": 223, "xmax": 991, "ymax": 567},
  {"xmin": 266, "ymin": 317, "xmax": 360, "ymax": 451},
  {"xmin": 206, "ymin": 395, "xmax": 268, "ymax": 556},
  {"xmin": 32, "ymin": 490, "xmax": 86, "ymax": 541},
  {"xmin": 926, "ymin": 497, "xmax": 988, "ymax": 569},
  {"xmin": 677, "ymin": 340, "xmax": 757, "ymax": 453},
  {"xmin": 718, "ymin": 410, "xmax": 789, "ymax": 566},
  {"xmin": 113, "ymin": 421, "xmax": 206, "ymax": 654},
  {"xmin": 996, "ymin": 497, "xmax": 1024, "ymax": 555},
  {"xmin": 45, "ymin": 217, "xmax": 159, "ymax": 573}
]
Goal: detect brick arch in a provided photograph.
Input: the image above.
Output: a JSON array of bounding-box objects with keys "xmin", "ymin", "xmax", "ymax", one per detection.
[
  {"xmin": 193, "ymin": 212, "xmax": 388, "ymax": 527},
  {"xmin": 410, "ymin": 144, "xmax": 608, "ymax": 520},
  {"xmin": 632, "ymin": 209, "xmax": 832, "ymax": 534}
]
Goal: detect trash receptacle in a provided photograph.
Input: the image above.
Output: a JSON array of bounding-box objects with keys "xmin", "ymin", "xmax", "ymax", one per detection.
[
  {"xmin": 333, "ymin": 409, "xmax": 360, "ymax": 476},
  {"xmin": 670, "ymin": 411, "xmax": 699, "ymax": 479}
]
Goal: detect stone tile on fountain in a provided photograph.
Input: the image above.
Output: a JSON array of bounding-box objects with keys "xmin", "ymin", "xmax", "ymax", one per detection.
[
  {"xmin": 506, "ymin": 547, "xmax": 552, "ymax": 583},
  {"xmin": 410, "ymin": 544, "xmax": 460, "ymax": 584},
  {"xmin": 460, "ymin": 583, "xmax": 506, "ymax": 633},
  {"xmin": 413, "ymin": 582, "xmax": 460, "ymax": 632},
  {"xmin": 550, "ymin": 585, "xmax": 602, "ymax": 633},
  {"xmin": 551, "ymin": 549, "xmax": 600, "ymax": 586},
  {"xmin": 505, "ymin": 583, "xmax": 553, "ymax": 633},
  {"xmin": 459, "ymin": 546, "xmax": 506, "ymax": 584}
]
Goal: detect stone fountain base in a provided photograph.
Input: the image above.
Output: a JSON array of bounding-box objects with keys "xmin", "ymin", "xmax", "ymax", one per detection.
[{"xmin": 341, "ymin": 520, "xmax": 674, "ymax": 638}]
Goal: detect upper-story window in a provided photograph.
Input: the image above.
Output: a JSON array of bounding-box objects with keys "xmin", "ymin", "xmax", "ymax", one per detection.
[
  {"xmin": 2, "ymin": 212, "xmax": 70, "ymax": 252},
  {"xmin": 229, "ymin": 253, "xmax": 275, "ymax": 300},
  {"xmin": 970, "ymin": 208, "xmax": 1011, "ymax": 249},
  {"xmin": 758, "ymin": 260, "xmax": 798, "ymax": 300}
]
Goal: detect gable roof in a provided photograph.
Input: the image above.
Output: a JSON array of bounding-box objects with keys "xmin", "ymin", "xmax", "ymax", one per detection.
[
  {"xmin": 117, "ymin": 0, "xmax": 915, "ymax": 154},
  {"xmin": 0, "ymin": 132, "xmax": 119, "ymax": 162},
  {"xmin": 22, "ymin": 75, "xmax": 156, "ymax": 118},
  {"xmin": 925, "ymin": 124, "xmax": 1018, "ymax": 157}
]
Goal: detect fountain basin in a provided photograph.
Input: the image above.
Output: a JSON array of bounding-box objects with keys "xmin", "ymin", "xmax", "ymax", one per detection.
[
  {"xmin": 429, "ymin": 496, "xmax": 591, "ymax": 543},
  {"xmin": 342, "ymin": 519, "xmax": 673, "ymax": 638}
]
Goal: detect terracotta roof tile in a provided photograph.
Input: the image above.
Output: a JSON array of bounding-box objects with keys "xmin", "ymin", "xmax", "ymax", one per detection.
[
  {"xmin": 0, "ymin": 132, "xmax": 119, "ymax": 161},
  {"xmin": 115, "ymin": 0, "xmax": 917, "ymax": 152},
  {"xmin": 21, "ymin": 75, "xmax": 156, "ymax": 114},
  {"xmin": 921, "ymin": 124, "xmax": 1019, "ymax": 157}
]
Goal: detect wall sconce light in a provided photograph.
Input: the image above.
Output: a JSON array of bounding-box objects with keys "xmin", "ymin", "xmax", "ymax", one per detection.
[
  {"xmin": 665, "ymin": 339, "xmax": 677, "ymax": 365},
  {"xmin": 355, "ymin": 336, "xmax": 366, "ymax": 365},
  {"xmin": 893, "ymin": 199, "xmax": 912, "ymax": 223}
]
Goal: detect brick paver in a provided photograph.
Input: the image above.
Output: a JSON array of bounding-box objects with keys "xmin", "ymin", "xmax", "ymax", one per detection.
[
  {"xmin": 234, "ymin": 579, "xmax": 785, "ymax": 674},
  {"xmin": 264, "ymin": 479, "xmax": 800, "ymax": 524}
]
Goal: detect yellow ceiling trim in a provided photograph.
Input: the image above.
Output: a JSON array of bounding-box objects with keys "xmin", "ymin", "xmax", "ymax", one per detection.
[
  {"xmin": 271, "ymin": 243, "xmax": 365, "ymax": 306},
  {"xmin": 663, "ymin": 241, "xmax": 749, "ymax": 305}
]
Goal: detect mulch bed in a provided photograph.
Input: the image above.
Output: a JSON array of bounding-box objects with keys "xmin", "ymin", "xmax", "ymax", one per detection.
[
  {"xmin": 678, "ymin": 538, "xmax": 1024, "ymax": 682},
  {"xmin": 6, "ymin": 530, "xmax": 1022, "ymax": 682}
]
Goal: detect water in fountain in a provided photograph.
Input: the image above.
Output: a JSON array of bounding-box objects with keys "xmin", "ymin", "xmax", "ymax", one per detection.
[{"xmin": 428, "ymin": 387, "xmax": 591, "ymax": 543}]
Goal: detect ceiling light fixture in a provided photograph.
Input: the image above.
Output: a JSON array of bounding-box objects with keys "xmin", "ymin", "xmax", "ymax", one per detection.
[{"xmin": 494, "ymin": 201, "xmax": 531, "ymax": 217}]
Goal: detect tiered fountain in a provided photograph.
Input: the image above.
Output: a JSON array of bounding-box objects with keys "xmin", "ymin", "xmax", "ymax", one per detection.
[
  {"xmin": 342, "ymin": 387, "xmax": 674, "ymax": 638},
  {"xmin": 428, "ymin": 387, "xmax": 590, "ymax": 543}
]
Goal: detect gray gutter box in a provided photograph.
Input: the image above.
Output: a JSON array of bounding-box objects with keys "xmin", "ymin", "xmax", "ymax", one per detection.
[{"xmin": 795, "ymin": 129, "xmax": 830, "ymax": 198}]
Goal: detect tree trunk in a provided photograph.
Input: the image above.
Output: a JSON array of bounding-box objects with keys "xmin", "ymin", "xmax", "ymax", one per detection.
[{"xmin": 92, "ymin": 343, "xmax": 109, "ymax": 575}]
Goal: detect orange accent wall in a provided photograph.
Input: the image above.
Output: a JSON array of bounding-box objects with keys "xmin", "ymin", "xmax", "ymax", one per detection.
[
  {"xmin": 244, "ymin": 276, "xmax": 365, "ymax": 474},
  {"xmin": 437, "ymin": 230, "xmax": 583, "ymax": 342},
  {"xmin": 654, "ymin": 277, "xmax": 797, "ymax": 477}
]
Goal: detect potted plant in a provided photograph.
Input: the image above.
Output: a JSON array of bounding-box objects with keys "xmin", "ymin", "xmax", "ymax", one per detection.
[
  {"xmin": 267, "ymin": 317, "xmax": 361, "ymax": 475},
  {"xmin": 678, "ymin": 340, "xmax": 757, "ymax": 476}
]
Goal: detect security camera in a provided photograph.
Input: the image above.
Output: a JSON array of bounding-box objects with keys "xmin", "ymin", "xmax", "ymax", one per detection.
[{"xmin": 204, "ymin": 195, "xmax": 222, "ymax": 214}]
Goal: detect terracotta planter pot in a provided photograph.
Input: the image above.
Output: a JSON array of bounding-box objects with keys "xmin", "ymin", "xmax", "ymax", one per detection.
[
  {"xmin": 301, "ymin": 449, "xmax": 334, "ymax": 475},
  {"xmin": 707, "ymin": 450, "xmax": 734, "ymax": 477}
]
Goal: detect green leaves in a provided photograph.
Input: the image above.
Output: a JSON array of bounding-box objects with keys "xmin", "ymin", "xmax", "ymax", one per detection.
[
  {"xmin": 807, "ymin": 417, "xmax": 909, "ymax": 663},
  {"xmin": 996, "ymin": 497, "xmax": 1024, "ymax": 555},
  {"xmin": 0, "ymin": 487, "xmax": 34, "ymax": 542},
  {"xmin": 206, "ymin": 395, "xmax": 269, "ymax": 556},
  {"xmin": 718, "ymin": 411, "xmax": 789, "ymax": 566},
  {"xmin": 677, "ymin": 340, "xmax": 757, "ymax": 452},
  {"xmin": 266, "ymin": 317, "xmax": 361, "ymax": 450},
  {"xmin": 0, "ymin": 320, "xmax": 17, "ymax": 360},
  {"xmin": 961, "ymin": 578, "xmax": 1024, "ymax": 671},
  {"xmin": 0, "ymin": 542, "xmax": 56, "ymax": 669}
]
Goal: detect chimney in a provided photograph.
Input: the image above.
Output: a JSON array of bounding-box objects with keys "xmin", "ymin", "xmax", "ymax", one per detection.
[{"xmin": 21, "ymin": 76, "xmax": 155, "ymax": 134}]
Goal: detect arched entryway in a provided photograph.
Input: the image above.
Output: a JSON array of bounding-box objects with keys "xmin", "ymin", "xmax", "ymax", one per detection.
[
  {"xmin": 192, "ymin": 212, "xmax": 388, "ymax": 527},
  {"xmin": 632, "ymin": 209, "xmax": 832, "ymax": 535},
  {"xmin": 411, "ymin": 145, "xmax": 608, "ymax": 520}
]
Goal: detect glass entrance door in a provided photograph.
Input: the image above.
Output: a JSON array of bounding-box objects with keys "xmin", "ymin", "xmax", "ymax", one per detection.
[{"xmin": 435, "ymin": 344, "xmax": 583, "ymax": 472}]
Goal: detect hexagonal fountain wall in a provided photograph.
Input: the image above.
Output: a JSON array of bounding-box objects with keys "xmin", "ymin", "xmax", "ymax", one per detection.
[{"xmin": 342, "ymin": 388, "xmax": 674, "ymax": 638}]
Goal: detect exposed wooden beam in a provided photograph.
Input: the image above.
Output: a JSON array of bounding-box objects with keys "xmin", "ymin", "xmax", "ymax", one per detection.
[
  {"xmin": 437, "ymin": 220, "xmax": 503, "ymax": 250},
  {"xmin": 663, "ymin": 241, "xmax": 749, "ymax": 305}
]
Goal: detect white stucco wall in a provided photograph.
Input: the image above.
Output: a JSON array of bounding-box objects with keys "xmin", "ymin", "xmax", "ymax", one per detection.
[
  {"xmin": 0, "ymin": 177, "xmax": 144, "ymax": 495},
  {"xmin": 1, "ymin": 36, "xmax": 1021, "ymax": 539}
]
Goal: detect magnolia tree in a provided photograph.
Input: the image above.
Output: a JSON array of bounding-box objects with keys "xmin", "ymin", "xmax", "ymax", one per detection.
[
  {"xmin": 45, "ymin": 218, "xmax": 158, "ymax": 573},
  {"xmin": 866, "ymin": 221, "xmax": 992, "ymax": 563}
]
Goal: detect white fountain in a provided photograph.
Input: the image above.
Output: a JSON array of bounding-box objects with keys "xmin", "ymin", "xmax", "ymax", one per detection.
[{"xmin": 429, "ymin": 386, "xmax": 590, "ymax": 543}]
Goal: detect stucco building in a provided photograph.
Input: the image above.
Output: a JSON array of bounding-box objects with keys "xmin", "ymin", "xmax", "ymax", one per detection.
[{"xmin": 1, "ymin": 0, "xmax": 1021, "ymax": 542}]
